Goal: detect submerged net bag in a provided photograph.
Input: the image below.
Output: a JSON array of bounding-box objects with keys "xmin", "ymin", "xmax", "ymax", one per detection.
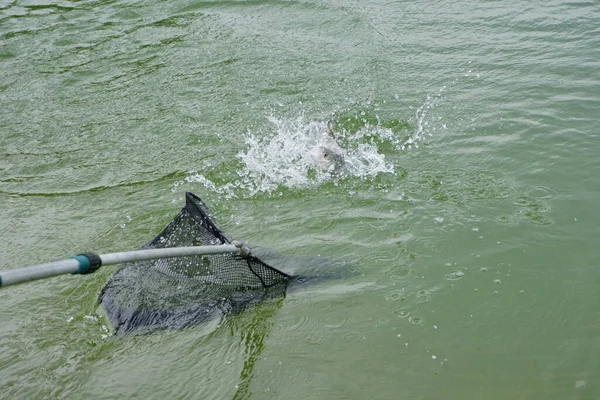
[{"xmin": 99, "ymin": 192, "xmax": 290, "ymax": 334}]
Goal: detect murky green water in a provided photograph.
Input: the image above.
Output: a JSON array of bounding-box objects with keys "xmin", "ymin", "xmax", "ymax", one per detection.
[{"xmin": 1, "ymin": 0, "xmax": 599, "ymax": 398}]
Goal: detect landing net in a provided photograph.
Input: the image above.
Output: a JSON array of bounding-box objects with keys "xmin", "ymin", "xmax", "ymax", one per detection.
[{"xmin": 98, "ymin": 192, "xmax": 290, "ymax": 334}]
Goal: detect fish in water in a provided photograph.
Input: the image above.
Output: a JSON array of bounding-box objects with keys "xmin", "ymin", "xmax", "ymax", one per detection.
[{"xmin": 308, "ymin": 121, "xmax": 345, "ymax": 173}]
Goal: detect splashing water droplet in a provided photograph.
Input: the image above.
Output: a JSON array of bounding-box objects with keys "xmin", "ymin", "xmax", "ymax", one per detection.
[
  {"xmin": 176, "ymin": 92, "xmax": 445, "ymax": 198},
  {"xmin": 236, "ymin": 116, "xmax": 394, "ymax": 193}
]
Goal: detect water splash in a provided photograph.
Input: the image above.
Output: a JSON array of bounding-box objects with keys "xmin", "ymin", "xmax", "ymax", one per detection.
[
  {"xmin": 236, "ymin": 115, "xmax": 394, "ymax": 193},
  {"xmin": 178, "ymin": 92, "xmax": 444, "ymax": 198},
  {"xmin": 408, "ymin": 89, "xmax": 444, "ymax": 150}
]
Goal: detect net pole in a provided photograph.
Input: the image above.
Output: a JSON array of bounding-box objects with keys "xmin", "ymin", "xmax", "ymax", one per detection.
[
  {"xmin": 0, "ymin": 244, "xmax": 248, "ymax": 288},
  {"xmin": 100, "ymin": 244, "xmax": 245, "ymax": 264}
]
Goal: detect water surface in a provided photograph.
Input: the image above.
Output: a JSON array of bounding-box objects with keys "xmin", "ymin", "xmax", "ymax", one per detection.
[{"xmin": 1, "ymin": 0, "xmax": 599, "ymax": 399}]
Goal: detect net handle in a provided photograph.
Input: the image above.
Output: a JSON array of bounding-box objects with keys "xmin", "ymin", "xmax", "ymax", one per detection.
[{"xmin": 0, "ymin": 243, "xmax": 250, "ymax": 288}]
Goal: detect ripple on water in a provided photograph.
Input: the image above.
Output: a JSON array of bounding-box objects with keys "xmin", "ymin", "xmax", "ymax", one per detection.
[
  {"xmin": 412, "ymin": 236, "xmax": 439, "ymax": 252},
  {"xmin": 278, "ymin": 314, "xmax": 314, "ymax": 334},
  {"xmin": 445, "ymin": 270, "xmax": 465, "ymax": 281},
  {"xmin": 284, "ymin": 296, "xmax": 302, "ymax": 308},
  {"xmin": 304, "ymin": 332, "xmax": 324, "ymax": 345},
  {"xmin": 385, "ymin": 291, "xmax": 408, "ymax": 302},
  {"xmin": 496, "ymin": 213, "xmax": 520, "ymax": 226},
  {"xmin": 416, "ymin": 291, "xmax": 430, "ymax": 303},
  {"xmin": 394, "ymin": 309, "xmax": 411, "ymax": 318},
  {"xmin": 521, "ymin": 211, "xmax": 553, "ymax": 226},
  {"xmin": 341, "ymin": 331, "xmax": 365, "ymax": 343},
  {"xmin": 513, "ymin": 196, "xmax": 548, "ymax": 210},
  {"xmin": 418, "ymin": 169, "xmax": 518, "ymax": 205},
  {"xmin": 511, "ymin": 185, "xmax": 557, "ymax": 225},
  {"xmin": 384, "ymin": 265, "xmax": 413, "ymax": 282},
  {"xmin": 366, "ymin": 246, "xmax": 410, "ymax": 266},
  {"xmin": 309, "ymin": 299, "xmax": 337, "ymax": 312},
  {"xmin": 527, "ymin": 186, "xmax": 559, "ymax": 200},
  {"xmin": 317, "ymin": 314, "xmax": 354, "ymax": 329}
]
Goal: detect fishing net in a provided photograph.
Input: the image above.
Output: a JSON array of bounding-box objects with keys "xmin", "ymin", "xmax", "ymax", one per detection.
[{"xmin": 98, "ymin": 192, "xmax": 290, "ymax": 335}]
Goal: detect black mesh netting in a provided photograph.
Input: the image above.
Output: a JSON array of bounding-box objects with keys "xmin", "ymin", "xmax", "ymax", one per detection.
[{"xmin": 99, "ymin": 192, "xmax": 290, "ymax": 335}]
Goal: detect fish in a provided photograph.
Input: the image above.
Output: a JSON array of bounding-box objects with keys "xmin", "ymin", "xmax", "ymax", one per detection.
[{"xmin": 308, "ymin": 120, "xmax": 345, "ymax": 173}]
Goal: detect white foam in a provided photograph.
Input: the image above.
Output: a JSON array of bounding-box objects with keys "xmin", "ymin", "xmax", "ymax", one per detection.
[
  {"xmin": 235, "ymin": 115, "xmax": 394, "ymax": 193},
  {"xmin": 180, "ymin": 91, "xmax": 444, "ymax": 198}
]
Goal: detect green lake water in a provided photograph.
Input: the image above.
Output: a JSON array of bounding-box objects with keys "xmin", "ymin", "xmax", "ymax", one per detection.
[{"xmin": 1, "ymin": 0, "xmax": 599, "ymax": 398}]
